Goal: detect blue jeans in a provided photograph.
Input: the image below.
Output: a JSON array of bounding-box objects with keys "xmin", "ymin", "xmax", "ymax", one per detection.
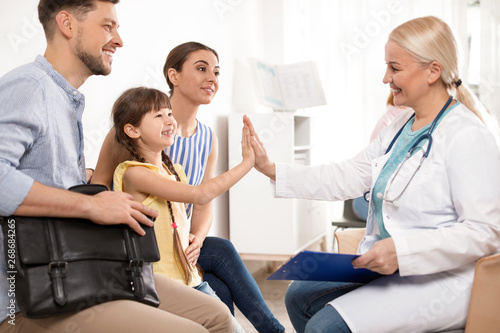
[
  {"xmin": 285, "ymin": 280, "xmax": 364, "ymax": 333},
  {"xmin": 198, "ymin": 237, "xmax": 285, "ymax": 333},
  {"xmin": 195, "ymin": 281, "xmax": 246, "ymax": 333}
]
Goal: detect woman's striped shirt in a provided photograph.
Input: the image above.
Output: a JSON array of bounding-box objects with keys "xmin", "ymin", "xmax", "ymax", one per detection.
[{"xmin": 165, "ymin": 120, "xmax": 213, "ymax": 218}]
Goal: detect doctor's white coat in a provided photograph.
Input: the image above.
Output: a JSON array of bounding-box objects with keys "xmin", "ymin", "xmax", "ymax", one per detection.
[{"xmin": 274, "ymin": 104, "xmax": 500, "ymax": 333}]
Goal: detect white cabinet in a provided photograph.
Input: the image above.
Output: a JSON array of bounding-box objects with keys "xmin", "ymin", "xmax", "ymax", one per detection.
[{"xmin": 228, "ymin": 113, "xmax": 327, "ymax": 258}]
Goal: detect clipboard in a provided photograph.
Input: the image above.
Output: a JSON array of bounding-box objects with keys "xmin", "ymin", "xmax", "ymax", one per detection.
[{"xmin": 267, "ymin": 251, "xmax": 383, "ymax": 283}]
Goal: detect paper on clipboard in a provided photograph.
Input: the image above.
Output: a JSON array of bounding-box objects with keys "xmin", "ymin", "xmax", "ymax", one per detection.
[
  {"xmin": 251, "ymin": 58, "xmax": 327, "ymax": 111},
  {"xmin": 267, "ymin": 251, "xmax": 383, "ymax": 283}
]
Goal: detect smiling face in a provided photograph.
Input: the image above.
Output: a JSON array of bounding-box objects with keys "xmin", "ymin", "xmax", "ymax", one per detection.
[
  {"xmin": 170, "ymin": 49, "xmax": 220, "ymax": 105},
  {"xmin": 132, "ymin": 108, "xmax": 177, "ymax": 152},
  {"xmin": 72, "ymin": 1, "xmax": 123, "ymax": 76},
  {"xmin": 383, "ymin": 39, "xmax": 432, "ymax": 110}
]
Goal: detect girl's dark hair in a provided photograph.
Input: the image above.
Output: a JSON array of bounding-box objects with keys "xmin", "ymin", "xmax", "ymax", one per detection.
[
  {"xmin": 112, "ymin": 86, "xmax": 194, "ymax": 284},
  {"xmin": 163, "ymin": 41, "xmax": 219, "ymax": 95},
  {"xmin": 38, "ymin": 0, "xmax": 119, "ymax": 40}
]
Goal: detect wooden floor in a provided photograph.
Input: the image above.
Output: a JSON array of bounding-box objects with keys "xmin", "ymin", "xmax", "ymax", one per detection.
[{"xmin": 233, "ymin": 237, "xmax": 331, "ymax": 332}]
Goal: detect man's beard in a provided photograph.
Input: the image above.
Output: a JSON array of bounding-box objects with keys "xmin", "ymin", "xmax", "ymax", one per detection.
[{"xmin": 75, "ymin": 31, "xmax": 110, "ymax": 76}]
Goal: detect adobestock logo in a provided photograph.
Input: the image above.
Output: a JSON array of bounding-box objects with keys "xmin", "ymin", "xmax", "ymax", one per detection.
[
  {"xmin": 142, "ymin": 63, "xmax": 166, "ymax": 90},
  {"xmin": 340, "ymin": 0, "xmax": 403, "ymax": 64},
  {"xmin": 213, "ymin": 0, "xmax": 244, "ymax": 21},
  {"xmin": 408, "ymin": 277, "xmax": 469, "ymax": 332},
  {"xmin": 7, "ymin": 13, "xmax": 43, "ymax": 53},
  {"xmin": 256, "ymin": 112, "xmax": 293, "ymax": 145},
  {"xmin": 84, "ymin": 118, "xmax": 112, "ymax": 161}
]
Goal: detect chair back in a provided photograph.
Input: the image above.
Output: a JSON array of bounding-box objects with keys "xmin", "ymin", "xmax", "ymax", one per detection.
[
  {"xmin": 465, "ymin": 253, "xmax": 500, "ymax": 333},
  {"xmin": 334, "ymin": 228, "xmax": 365, "ymax": 254}
]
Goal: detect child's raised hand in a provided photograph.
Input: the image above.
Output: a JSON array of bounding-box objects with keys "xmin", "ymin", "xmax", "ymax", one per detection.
[{"xmin": 241, "ymin": 122, "xmax": 255, "ymax": 166}]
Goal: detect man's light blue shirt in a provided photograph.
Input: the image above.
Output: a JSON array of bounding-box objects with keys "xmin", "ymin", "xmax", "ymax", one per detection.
[{"xmin": 0, "ymin": 55, "xmax": 87, "ymax": 324}]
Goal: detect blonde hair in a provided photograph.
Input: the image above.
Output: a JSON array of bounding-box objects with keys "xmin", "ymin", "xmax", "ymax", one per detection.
[{"xmin": 389, "ymin": 16, "xmax": 488, "ymax": 124}]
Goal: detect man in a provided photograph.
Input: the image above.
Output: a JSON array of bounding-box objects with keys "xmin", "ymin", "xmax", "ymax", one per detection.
[
  {"xmin": 0, "ymin": 1, "xmax": 233, "ymax": 332},
  {"xmin": 0, "ymin": 0, "xmax": 154, "ymax": 236}
]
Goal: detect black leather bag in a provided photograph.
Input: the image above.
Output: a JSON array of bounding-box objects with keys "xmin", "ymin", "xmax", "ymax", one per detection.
[{"xmin": 2, "ymin": 184, "xmax": 160, "ymax": 318}]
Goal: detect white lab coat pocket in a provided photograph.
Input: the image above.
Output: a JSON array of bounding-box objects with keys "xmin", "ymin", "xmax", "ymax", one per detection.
[
  {"xmin": 383, "ymin": 149, "xmax": 424, "ymax": 204},
  {"xmin": 384, "ymin": 149, "xmax": 447, "ymax": 227}
]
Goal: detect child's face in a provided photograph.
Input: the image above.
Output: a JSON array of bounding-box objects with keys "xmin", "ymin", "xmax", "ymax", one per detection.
[{"xmin": 136, "ymin": 108, "xmax": 177, "ymax": 150}]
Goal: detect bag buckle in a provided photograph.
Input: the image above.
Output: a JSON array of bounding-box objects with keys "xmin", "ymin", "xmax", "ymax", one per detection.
[
  {"xmin": 48, "ymin": 261, "xmax": 68, "ymax": 274},
  {"xmin": 128, "ymin": 259, "xmax": 144, "ymax": 270}
]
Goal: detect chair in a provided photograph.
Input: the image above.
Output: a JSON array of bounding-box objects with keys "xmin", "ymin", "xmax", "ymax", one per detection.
[
  {"xmin": 331, "ymin": 199, "xmax": 366, "ymax": 251},
  {"xmin": 335, "ymin": 228, "xmax": 500, "ymax": 333},
  {"xmin": 331, "ymin": 199, "xmax": 367, "ymax": 233}
]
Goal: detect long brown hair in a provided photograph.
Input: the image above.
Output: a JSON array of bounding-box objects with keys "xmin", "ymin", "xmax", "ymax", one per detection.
[
  {"xmin": 112, "ymin": 87, "xmax": 194, "ymax": 284},
  {"xmin": 163, "ymin": 41, "xmax": 219, "ymax": 96}
]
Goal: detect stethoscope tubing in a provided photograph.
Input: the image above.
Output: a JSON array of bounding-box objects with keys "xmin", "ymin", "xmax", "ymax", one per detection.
[
  {"xmin": 364, "ymin": 96, "xmax": 454, "ymax": 203},
  {"xmin": 384, "ymin": 96, "xmax": 452, "ymax": 155}
]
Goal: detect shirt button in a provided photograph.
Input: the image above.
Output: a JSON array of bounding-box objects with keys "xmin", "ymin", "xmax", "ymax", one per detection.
[
  {"xmin": 73, "ymin": 91, "xmax": 78, "ymax": 96},
  {"xmin": 386, "ymin": 215, "xmax": 390, "ymax": 219}
]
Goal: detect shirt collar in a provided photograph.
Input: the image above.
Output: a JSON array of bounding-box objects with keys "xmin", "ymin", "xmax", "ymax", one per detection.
[{"xmin": 35, "ymin": 55, "xmax": 85, "ymax": 103}]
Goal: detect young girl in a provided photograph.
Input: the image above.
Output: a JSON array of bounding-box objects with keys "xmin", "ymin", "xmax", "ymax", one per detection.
[{"xmin": 111, "ymin": 86, "xmax": 252, "ymax": 331}]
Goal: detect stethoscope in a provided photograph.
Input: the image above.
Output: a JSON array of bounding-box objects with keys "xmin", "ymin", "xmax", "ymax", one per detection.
[{"xmin": 364, "ymin": 95, "xmax": 453, "ymax": 206}]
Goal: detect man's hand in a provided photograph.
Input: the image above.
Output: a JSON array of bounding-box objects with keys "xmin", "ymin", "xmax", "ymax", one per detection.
[{"xmin": 87, "ymin": 191, "xmax": 158, "ymax": 236}]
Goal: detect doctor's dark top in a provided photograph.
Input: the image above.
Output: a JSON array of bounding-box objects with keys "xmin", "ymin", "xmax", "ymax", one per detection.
[
  {"xmin": 0, "ymin": 55, "xmax": 86, "ymax": 324},
  {"xmin": 165, "ymin": 120, "xmax": 213, "ymax": 218}
]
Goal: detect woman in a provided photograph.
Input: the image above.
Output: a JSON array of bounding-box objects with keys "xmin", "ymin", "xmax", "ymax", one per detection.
[
  {"xmin": 246, "ymin": 16, "xmax": 500, "ymax": 333},
  {"xmin": 92, "ymin": 42, "xmax": 285, "ymax": 333}
]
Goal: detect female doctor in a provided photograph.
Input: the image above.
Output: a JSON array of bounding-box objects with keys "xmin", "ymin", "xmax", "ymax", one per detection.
[{"xmin": 245, "ymin": 16, "xmax": 500, "ymax": 333}]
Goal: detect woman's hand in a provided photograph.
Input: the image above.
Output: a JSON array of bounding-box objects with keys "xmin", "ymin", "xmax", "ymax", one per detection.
[
  {"xmin": 243, "ymin": 115, "xmax": 276, "ymax": 180},
  {"xmin": 241, "ymin": 122, "xmax": 255, "ymax": 167},
  {"xmin": 352, "ymin": 238, "xmax": 399, "ymax": 275},
  {"xmin": 185, "ymin": 233, "xmax": 202, "ymax": 267}
]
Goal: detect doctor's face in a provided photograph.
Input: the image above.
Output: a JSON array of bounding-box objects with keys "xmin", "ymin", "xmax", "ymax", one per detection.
[{"xmin": 383, "ymin": 40, "xmax": 430, "ymax": 110}]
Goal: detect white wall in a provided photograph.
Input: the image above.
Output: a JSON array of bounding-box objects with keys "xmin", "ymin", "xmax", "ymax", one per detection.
[
  {"xmin": 1, "ymin": 0, "xmax": 497, "ymax": 239},
  {"xmin": 0, "ymin": 0, "xmax": 271, "ymax": 238}
]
